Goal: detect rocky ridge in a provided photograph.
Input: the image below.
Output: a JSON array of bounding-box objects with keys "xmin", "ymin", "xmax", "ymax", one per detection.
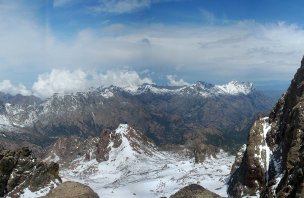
[{"xmin": 228, "ymin": 57, "xmax": 304, "ymax": 197}]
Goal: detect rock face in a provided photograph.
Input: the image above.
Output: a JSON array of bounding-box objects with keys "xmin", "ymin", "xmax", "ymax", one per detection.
[
  {"xmin": 228, "ymin": 56, "xmax": 304, "ymax": 197},
  {"xmin": 44, "ymin": 181, "xmax": 99, "ymax": 198},
  {"xmin": 0, "ymin": 147, "xmax": 61, "ymax": 197},
  {"xmin": 170, "ymin": 184, "xmax": 223, "ymax": 198}
]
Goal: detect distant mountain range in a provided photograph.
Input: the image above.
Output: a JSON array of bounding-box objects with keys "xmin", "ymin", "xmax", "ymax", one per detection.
[{"xmin": 0, "ymin": 81, "xmax": 275, "ymax": 152}]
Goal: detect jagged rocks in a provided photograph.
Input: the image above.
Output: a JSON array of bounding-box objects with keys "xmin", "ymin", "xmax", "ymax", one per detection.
[
  {"xmin": 0, "ymin": 147, "xmax": 61, "ymax": 197},
  {"xmin": 43, "ymin": 181, "xmax": 99, "ymax": 198},
  {"xmin": 228, "ymin": 56, "xmax": 304, "ymax": 198},
  {"xmin": 170, "ymin": 184, "xmax": 223, "ymax": 198}
]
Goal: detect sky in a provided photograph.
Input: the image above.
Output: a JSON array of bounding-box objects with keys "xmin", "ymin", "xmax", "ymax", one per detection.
[{"xmin": 0, "ymin": 0, "xmax": 304, "ymax": 97}]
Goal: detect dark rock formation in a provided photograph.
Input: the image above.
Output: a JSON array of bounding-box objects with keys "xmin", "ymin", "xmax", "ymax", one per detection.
[
  {"xmin": 0, "ymin": 147, "xmax": 61, "ymax": 197},
  {"xmin": 43, "ymin": 181, "xmax": 99, "ymax": 198},
  {"xmin": 228, "ymin": 56, "xmax": 304, "ymax": 197},
  {"xmin": 170, "ymin": 184, "xmax": 222, "ymax": 198}
]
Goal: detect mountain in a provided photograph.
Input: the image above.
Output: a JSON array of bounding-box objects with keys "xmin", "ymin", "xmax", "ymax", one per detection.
[
  {"xmin": 228, "ymin": 57, "xmax": 304, "ymax": 197},
  {"xmin": 45, "ymin": 124, "xmax": 235, "ymax": 198},
  {"xmin": 0, "ymin": 81, "xmax": 274, "ymax": 153}
]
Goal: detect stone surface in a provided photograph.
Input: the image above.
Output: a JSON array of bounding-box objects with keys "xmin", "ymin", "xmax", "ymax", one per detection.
[
  {"xmin": 43, "ymin": 181, "xmax": 99, "ymax": 198},
  {"xmin": 170, "ymin": 184, "xmax": 222, "ymax": 198}
]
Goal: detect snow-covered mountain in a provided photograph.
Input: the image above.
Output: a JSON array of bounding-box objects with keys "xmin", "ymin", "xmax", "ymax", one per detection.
[
  {"xmin": 0, "ymin": 80, "xmax": 273, "ymax": 152},
  {"xmin": 45, "ymin": 124, "xmax": 235, "ymax": 198},
  {"xmin": 127, "ymin": 81, "xmax": 253, "ymax": 96},
  {"xmin": 0, "ymin": 81, "xmax": 254, "ymax": 130}
]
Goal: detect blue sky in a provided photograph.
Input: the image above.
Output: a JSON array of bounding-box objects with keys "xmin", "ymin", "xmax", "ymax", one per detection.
[{"xmin": 0, "ymin": 0, "xmax": 303, "ymax": 97}]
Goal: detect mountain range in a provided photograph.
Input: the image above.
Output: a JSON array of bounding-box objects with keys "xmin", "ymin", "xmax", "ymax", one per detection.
[{"xmin": 0, "ymin": 81, "xmax": 274, "ymax": 154}]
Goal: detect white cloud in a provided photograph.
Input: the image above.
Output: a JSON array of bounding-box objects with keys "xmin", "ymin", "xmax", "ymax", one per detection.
[
  {"xmin": 92, "ymin": 0, "xmax": 151, "ymax": 14},
  {"xmin": 0, "ymin": 2, "xmax": 304, "ymax": 88},
  {"xmin": 166, "ymin": 75, "xmax": 190, "ymax": 86},
  {"xmin": 0, "ymin": 80, "xmax": 31, "ymax": 96},
  {"xmin": 53, "ymin": 0, "xmax": 74, "ymax": 7},
  {"xmin": 32, "ymin": 69, "xmax": 88, "ymax": 98},
  {"xmin": 200, "ymin": 9, "xmax": 216, "ymax": 24},
  {"xmin": 31, "ymin": 69, "xmax": 153, "ymax": 98}
]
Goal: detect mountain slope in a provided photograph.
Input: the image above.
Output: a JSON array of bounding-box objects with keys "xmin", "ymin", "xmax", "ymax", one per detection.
[{"xmin": 228, "ymin": 57, "xmax": 304, "ymax": 197}]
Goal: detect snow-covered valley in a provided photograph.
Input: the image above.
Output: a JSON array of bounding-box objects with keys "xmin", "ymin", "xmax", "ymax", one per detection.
[
  {"xmin": 56, "ymin": 124, "xmax": 235, "ymax": 198},
  {"xmin": 61, "ymin": 152, "xmax": 234, "ymax": 198}
]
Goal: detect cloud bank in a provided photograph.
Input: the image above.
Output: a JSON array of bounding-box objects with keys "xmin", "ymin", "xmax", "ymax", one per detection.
[
  {"xmin": 0, "ymin": 80, "xmax": 31, "ymax": 96},
  {"xmin": 92, "ymin": 0, "xmax": 151, "ymax": 14},
  {"xmin": 166, "ymin": 75, "xmax": 190, "ymax": 86},
  {"xmin": 30, "ymin": 69, "xmax": 153, "ymax": 98},
  {"xmin": 0, "ymin": 2, "xmax": 303, "ymax": 96}
]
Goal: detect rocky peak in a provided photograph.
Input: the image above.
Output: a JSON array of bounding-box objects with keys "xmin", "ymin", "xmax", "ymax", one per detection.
[{"xmin": 96, "ymin": 124, "xmax": 156, "ymax": 162}]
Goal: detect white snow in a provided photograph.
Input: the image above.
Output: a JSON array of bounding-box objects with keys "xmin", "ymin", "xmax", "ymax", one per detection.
[
  {"xmin": 6, "ymin": 180, "xmax": 60, "ymax": 198},
  {"xmin": 216, "ymin": 81, "xmax": 253, "ymax": 95},
  {"xmin": 262, "ymin": 119, "xmax": 271, "ymax": 172},
  {"xmin": 0, "ymin": 114, "xmax": 10, "ymax": 126},
  {"xmin": 128, "ymin": 81, "xmax": 253, "ymax": 97},
  {"xmin": 101, "ymin": 88, "xmax": 114, "ymax": 98},
  {"xmin": 252, "ymin": 118, "xmax": 272, "ymax": 172}
]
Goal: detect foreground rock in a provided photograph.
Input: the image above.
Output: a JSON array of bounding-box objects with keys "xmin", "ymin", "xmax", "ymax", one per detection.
[
  {"xmin": 170, "ymin": 184, "xmax": 223, "ymax": 198},
  {"xmin": 228, "ymin": 56, "xmax": 304, "ymax": 197},
  {"xmin": 0, "ymin": 147, "xmax": 61, "ymax": 197},
  {"xmin": 44, "ymin": 181, "xmax": 99, "ymax": 198}
]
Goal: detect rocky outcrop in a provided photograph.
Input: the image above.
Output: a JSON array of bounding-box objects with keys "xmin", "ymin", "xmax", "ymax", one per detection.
[
  {"xmin": 228, "ymin": 56, "xmax": 304, "ymax": 197},
  {"xmin": 44, "ymin": 136, "xmax": 98, "ymax": 166},
  {"xmin": 96, "ymin": 124, "xmax": 156, "ymax": 162},
  {"xmin": 44, "ymin": 181, "xmax": 99, "ymax": 198},
  {"xmin": 170, "ymin": 184, "xmax": 222, "ymax": 198},
  {"xmin": 0, "ymin": 147, "xmax": 61, "ymax": 197}
]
